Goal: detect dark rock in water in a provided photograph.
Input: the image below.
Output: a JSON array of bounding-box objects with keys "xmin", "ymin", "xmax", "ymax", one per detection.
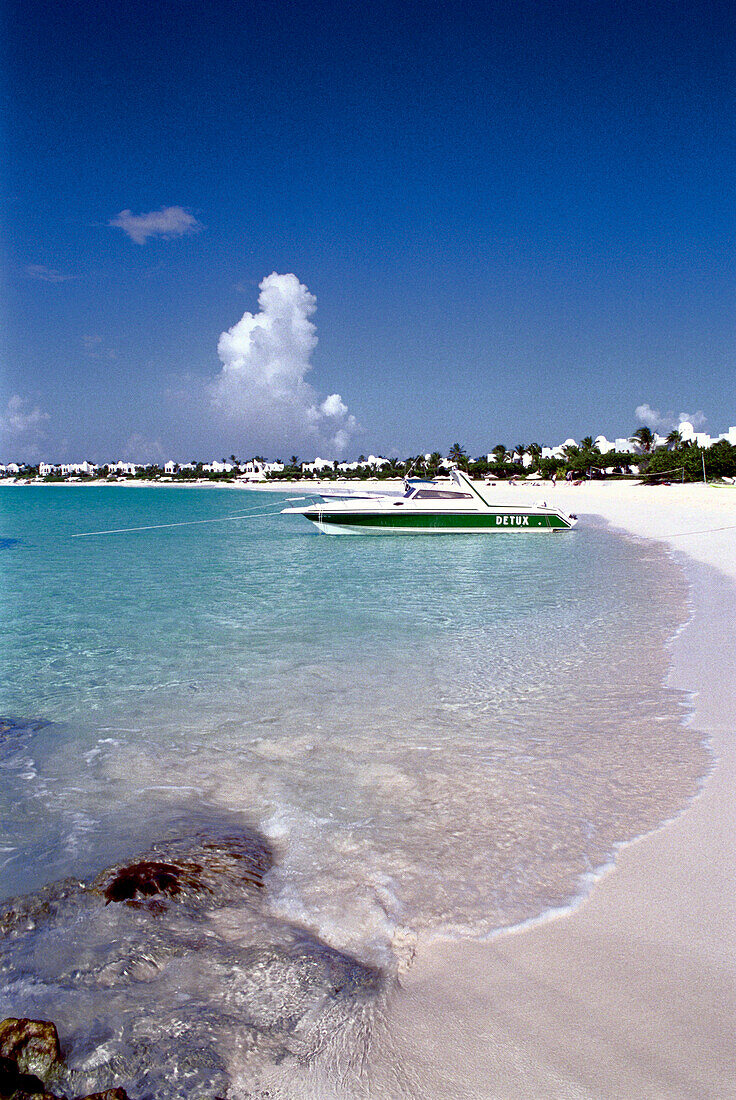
[
  {"xmin": 0, "ymin": 1023, "xmax": 130, "ymax": 1100},
  {"xmin": 0, "ymin": 1020, "xmax": 62, "ymax": 1080},
  {"xmin": 0, "ymin": 1062, "xmax": 130, "ymax": 1100},
  {"xmin": 0, "ymin": 1053, "xmax": 57, "ymax": 1098},
  {"xmin": 72, "ymin": 1090, "xmax": 129, "ymax": 1099},
  {"xmin": 100, "ymin": 861, "xmax": 195, "ymax": 905},
  {"xmin": 93, "ymin": 830, "xmax": 273, "ymax": 912}
]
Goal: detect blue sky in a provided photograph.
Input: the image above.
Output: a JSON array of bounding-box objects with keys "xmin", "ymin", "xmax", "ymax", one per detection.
[{"xmin": 2, "ymin": 0, "xmax": 734, "ymax": 462}]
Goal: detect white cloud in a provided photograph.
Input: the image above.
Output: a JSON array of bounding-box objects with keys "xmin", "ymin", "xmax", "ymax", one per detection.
[
  {"xmin": 25, "ymin": 264, "xmax": 75, "ymax": 283},
  {"xmin": 0, "ymin": 395, "xmax": 50, "ymax": 457},
  {"xmin": 320, "ymin": 393, "xmax": 348, "ymax": 418},
  {"xmin": 210, "ymin": 272, "xmax": 357, "ymax": 455},
  {"xmin": 634, "ymin": 404, "xmax": 708, "ymax": 434},
  {"xmin": 634, "ymin": 403, "xmax": 668, "ymax": 431},
  {"xmin": 678, "ymin": 410, "xmax": 706, "ymax": 429},
  {"xmin": 109, "ymin": 206, "xmax": 202, "ymax": 245},
  {"xmin": 1, "ymin": 395, "xmax": 50, "ymax": 437}
]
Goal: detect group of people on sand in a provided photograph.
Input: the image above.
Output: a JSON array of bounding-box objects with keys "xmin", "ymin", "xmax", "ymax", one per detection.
[{"xmin": 506, "ymin": 471, "xmax": 581, "ymax": 487}]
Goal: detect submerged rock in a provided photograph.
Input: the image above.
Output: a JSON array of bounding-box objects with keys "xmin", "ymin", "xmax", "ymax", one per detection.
[
  {"xmin": 1, "ymin": 880, "xmax": 89, "ymax": 938},
  {"xmin": 93, "ymin": 830, "xmax": 273, "ymax": 911},
  {"xmin": 72, "ymin": 1091, "xmax": 129, "ymax": 1100},
  {"xmin": 0, "ymin": 718, "xmax": 49, "ymax": 748},
  {"xmin": 0, "ymin": 828, "xmax": 384, "ymax": 1099},
  {"xmin": 99, "ymin": 860, "xmax": 195, "ymax": 906}
]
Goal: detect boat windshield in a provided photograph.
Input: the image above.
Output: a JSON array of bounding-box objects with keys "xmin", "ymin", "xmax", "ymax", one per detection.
[{"xmin": 408, "ymin": 488, "xmax": 473, "ymax": 500}]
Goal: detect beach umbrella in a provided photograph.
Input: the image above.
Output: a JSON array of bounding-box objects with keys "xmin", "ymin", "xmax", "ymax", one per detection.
[{"xmin": 525, "ymin": 472, "xmax": 542, "ymax": 480}]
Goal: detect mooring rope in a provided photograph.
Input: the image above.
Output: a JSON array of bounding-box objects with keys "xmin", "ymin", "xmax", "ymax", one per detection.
[
  {"xmin": 71, "ymin": 498, "xmax": 307, "ymax": 538},
  {"xmin": 664, "ymin": 523, "xmax": 736, "ymax": 539}
]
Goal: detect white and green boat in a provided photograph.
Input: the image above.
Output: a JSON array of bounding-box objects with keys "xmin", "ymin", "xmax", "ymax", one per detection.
[{"xmin": 282, "ymin": 470, "xmax": 577, "ymax": 535}]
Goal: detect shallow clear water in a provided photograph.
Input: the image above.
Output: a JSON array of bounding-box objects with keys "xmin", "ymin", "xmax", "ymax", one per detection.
[{"xmin": 0, "ymin": 485, "xmax": 708, "ymax": 1097}]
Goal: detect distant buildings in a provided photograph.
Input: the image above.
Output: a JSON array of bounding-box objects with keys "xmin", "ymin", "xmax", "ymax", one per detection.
[
  {"xmin": 3, "ymin": 420, "xmax": 735, "ymax": 482},
  {"xmin": 335, "ymin": 455, "xmax": 391, "ymax": 472},
  {"xmin": 237, "ymin": 459, "xmax": 284, "ymax": 479},
  {"xmin": 38, "ymin": 460, "xmax": 99, "ymax": 477}
]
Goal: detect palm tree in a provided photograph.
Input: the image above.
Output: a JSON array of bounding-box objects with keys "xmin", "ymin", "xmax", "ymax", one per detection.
[
  {"xmin": 514, "ymin": 444, "xmax": 526, "ymax": 465},
  {"xmin": 527, "ymin": 442, "xmax": 542, "ymax": 468},
  {"xmin": 448, "ymin": 443, "xmax": 466, "ymax": 466},
  {"xmin": 665, "ymin": 429, "xmax": 683, "ymax": 451},
  {"xmin": 580, "ymin": 436, "xmax": 595, "ymax": 451},
  {"xmin": 630, "ymin": 426, "xmax": 655, "ymax": 453},
  {"xmin": 289, "ymin": 455, "xmax": 300, "ymax": 467},
  {"xmin": 492, "ymin": 444, "xmax": 508, "ymax": 464}
]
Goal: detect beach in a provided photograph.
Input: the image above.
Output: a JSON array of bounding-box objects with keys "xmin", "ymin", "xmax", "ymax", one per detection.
[
  {"xmin": 382, "ymin": 480, "xmax": 736, "ymax": 1099},
  {"xmin": 1, "ymin": 479, "xmax": 734, "ymax": 1098}
]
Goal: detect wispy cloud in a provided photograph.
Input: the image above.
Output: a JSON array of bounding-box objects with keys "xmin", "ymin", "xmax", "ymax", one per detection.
[
  {"xmin": 678, "ymin": 410, "xmax": 707, "ymax": 430},
  {"xmin": 0, "ymin": 395, "xmax": 50, "ymax": 457},
  {"xmin": 635, "ymin": 404, "xmax": 707, "ymax": 433},
  {"xmin": 25, "ymin": 264, "xmax": 75, "ymax": 283},
  {"xmin": 210, "ymin": 272, "xmax": 358, "ymax": 456},
  {"xmin": 109, "ymin": 206, "xmax": 202, "ymax": 245},
  {"xmin": 123, "ymin": 432, "xmax": 166, "ymax": 464},
  {"xmin": 83, "ymin": 334, "xmax": 117, "ymax": 361}
]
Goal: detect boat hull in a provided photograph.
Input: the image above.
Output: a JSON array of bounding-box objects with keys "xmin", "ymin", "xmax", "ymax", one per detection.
[{"xmin": 303, "ymin": 509, "xmax": 575, "ymax": 534}]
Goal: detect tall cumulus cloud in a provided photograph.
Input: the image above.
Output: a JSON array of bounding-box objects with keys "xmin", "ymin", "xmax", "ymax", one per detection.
[{"xmin": 210, "ymin": 273, "xmax": 357, "ymax": 454}]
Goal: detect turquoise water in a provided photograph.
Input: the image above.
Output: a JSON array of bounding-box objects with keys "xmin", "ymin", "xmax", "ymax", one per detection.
[{"xmin": 0, "ymin": 485, "xmax": 707, "ymax": 1097}]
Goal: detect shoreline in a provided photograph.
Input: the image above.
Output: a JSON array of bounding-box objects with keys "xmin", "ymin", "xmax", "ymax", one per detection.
[{"xmin": 385, "ymin": 486, "xmax": 736, "ymax": 1098}]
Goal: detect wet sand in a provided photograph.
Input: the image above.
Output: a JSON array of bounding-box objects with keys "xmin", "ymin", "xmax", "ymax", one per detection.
[{"xmin": 387, "ymin": 483, "xmax": 736, "ymax": 1099}]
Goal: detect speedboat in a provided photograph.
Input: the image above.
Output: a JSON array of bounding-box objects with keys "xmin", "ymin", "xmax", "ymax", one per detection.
[{"xmin": 282, "ymin": 470, "xmax": 577, "ymax": 534}]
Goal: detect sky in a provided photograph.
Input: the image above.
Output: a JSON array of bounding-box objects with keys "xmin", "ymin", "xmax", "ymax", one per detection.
[{"xmin": 1, "ymin": 0, "xmax": 734, "ymax": 462}]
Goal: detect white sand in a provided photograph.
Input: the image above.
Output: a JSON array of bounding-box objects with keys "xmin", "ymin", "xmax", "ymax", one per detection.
[{"xmin": 385, "ymin": 482, "xmax": 736, "ymax": 1098}]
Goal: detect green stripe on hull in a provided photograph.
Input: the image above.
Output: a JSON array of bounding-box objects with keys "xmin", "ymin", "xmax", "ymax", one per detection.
[{"xmin": 306, "ymin": 510, "xmax": 571, "ymax": 531}]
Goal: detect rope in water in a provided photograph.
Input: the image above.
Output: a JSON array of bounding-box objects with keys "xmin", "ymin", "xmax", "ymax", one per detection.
[
  {"xmin": 664, "ymin": 523, "xmax": 736, "ymax": 538},
  {"xmin": 71, "ymin": 498, "xmax": 307, "ymax": 538}
]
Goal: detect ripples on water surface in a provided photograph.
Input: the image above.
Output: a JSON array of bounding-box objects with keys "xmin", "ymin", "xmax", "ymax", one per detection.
[{"xmin": 0, "ymin": 486, "xmax": 708, "ymax": 1097}]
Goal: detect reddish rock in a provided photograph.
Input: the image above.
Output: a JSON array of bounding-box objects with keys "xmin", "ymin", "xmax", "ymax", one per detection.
[
  {"xmin": 0, "ymin": 1020, "xmax": 61, "ymax": 1079},
  {"xmin": 0, "ymin": 1053, "xmax": 58, "ymax": 1097}
]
